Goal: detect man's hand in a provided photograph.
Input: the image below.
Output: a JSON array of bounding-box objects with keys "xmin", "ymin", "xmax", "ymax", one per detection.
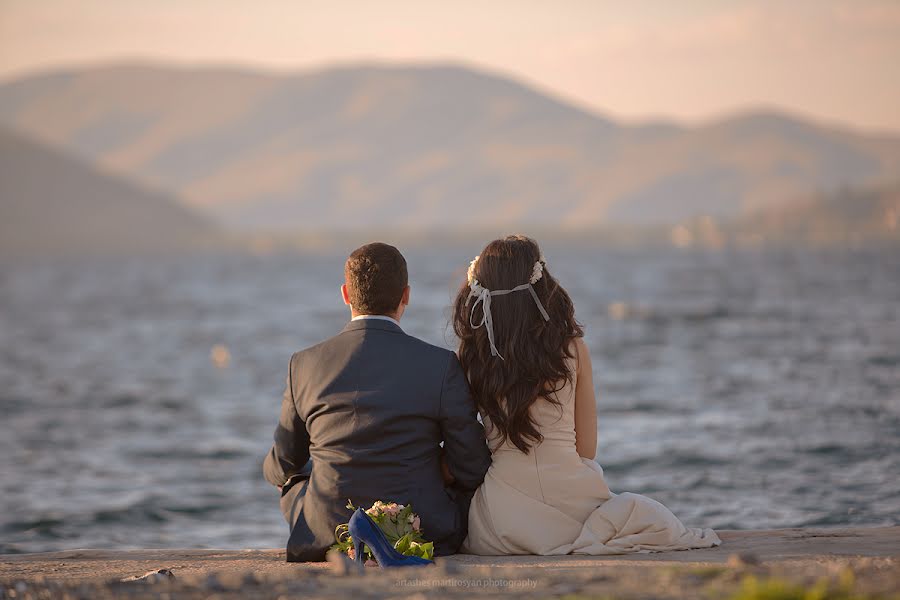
[{"xmin": 440, "ymin": 451, "xmax": 456, "ymax": 486}]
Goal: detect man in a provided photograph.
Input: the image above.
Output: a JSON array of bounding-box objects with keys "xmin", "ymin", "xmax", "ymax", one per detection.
[{"xmin": 263, "ymin": 242, "xmax": 492, "ymax": 562}]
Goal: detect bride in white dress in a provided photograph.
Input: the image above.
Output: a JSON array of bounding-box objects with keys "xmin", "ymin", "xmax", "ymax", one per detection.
[{"xmin": 452, "ymin": 235, "xmax": 720, "ymax": 555}]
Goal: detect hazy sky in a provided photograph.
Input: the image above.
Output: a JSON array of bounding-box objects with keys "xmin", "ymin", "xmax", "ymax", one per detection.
[{"xmin": 2, "ymin": 0, "xmax": 899, "ymax": 132}]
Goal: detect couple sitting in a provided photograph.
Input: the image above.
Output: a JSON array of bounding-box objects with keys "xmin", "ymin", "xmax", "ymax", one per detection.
[{"xmin": 263, "ymin": 235, "xmax": 720, "ymax": 562}]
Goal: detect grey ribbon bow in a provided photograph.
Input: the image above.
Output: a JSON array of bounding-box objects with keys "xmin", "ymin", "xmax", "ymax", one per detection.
[{"xmin": 468, "ymin": 282, "xmax": 551, "ymax": 360}]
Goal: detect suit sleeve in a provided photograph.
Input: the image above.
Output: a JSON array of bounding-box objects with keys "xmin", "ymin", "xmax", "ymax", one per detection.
[
  {"xmin": 262, "ymin": 356, "xmax": 311, "ymax": 488},
  {"xmin": 438, "ymin": 352, "xmax": 492, "ymax": 492}
]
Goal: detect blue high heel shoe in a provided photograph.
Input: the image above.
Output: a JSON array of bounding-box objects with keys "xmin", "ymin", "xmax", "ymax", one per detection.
[{"xmin": 348, "ymin": 508, "xmax": 434, "ymax": 568}]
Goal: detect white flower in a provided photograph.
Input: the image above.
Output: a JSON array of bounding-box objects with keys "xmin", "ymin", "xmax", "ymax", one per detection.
[
  {"xmin": 529, "ymin": 260, "xmax": 544, "ymax": 284},
  {"xmin": 467, "ymin": 255, "xmax": 480, "ymax": 284}
]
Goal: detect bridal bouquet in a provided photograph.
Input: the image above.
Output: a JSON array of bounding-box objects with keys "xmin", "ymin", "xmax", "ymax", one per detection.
[{"xmin": 332, "ymin": 500, "xmax": 434, "ymax": 561}]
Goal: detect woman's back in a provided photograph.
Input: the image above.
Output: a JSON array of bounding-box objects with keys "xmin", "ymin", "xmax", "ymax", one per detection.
[
  {"xmin": 463, "ymin": 341, "xmax": 719, "ymax": 556},
  {"xmin": 464, "ymin": 343, "xmax": 619, "ymax": 555},
  {"xmin": 480, "ymin": 342, "xmax": 612, "ymax": 520},
  {"xmin": 484, "ymin": 348, "xmax": 578, "ymax": 451}
]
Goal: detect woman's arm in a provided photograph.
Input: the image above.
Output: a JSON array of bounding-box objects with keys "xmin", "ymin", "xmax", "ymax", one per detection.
[{"xmin": 573, "ymin": 337, "xmax": 598, "ymax": 459}]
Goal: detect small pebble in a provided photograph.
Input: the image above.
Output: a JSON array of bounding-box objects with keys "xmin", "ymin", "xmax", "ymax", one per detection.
[
  {"xmin": 327, "ymin": 549, "xmax": 349, "ymax": 575},
  {"xmin": 217, "ymin": 571, "xmax": 250, "ymax": 589},
  {"xmin": 727, "ymin": 552, "xmax": 761, "ymax": 567},
  {"xmin": 435, "ymin": 559, "xmax": 458, "ymax": 575},
  {"xmin": 204, "ymin": 574, "xmax": 226, "ymax": 592},
  {"xmin": 327, "ymin": 549, "xmax": 363, "ymax": 575}
]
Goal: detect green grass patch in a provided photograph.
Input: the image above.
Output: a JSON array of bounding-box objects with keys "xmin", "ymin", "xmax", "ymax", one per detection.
[{"xmin": 729, "ymin": 570, "xmax": 884, "ymax": 600}]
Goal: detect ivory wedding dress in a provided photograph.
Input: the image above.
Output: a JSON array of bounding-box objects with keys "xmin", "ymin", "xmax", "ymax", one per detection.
[{"xmin": 461, "ymin": 349, "xmax": 721, "ymax": 556}]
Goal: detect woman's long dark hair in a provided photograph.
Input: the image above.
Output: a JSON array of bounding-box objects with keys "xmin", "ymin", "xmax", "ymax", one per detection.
[{"xmin": 452, "ymin": 235, "xmax": 583, "ymax": 454}]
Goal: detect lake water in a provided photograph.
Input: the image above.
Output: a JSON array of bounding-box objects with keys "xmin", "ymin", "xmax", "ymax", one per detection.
[{"xmin": 1, "ymin": 244, "xmax": 898, "ymax": 553}]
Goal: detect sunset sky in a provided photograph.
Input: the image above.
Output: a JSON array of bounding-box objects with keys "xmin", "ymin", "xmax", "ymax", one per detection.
[{"xmin": 1, "ymin": 0, "xmax": 899, "ymax": 132}]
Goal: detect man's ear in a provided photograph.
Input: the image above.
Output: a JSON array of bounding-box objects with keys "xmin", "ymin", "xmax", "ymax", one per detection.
[
  {"xmin": 401, "ymin": 285, "xmax": 411, "ymax": 306},
  {"xmin": 341, "ymin": 284, "xmax": 352, "ymax": 306}
]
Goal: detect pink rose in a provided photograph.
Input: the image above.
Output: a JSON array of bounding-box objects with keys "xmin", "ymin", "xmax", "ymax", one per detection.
[
  {"xmin": 411, "ymin": 515, "xmax": 421, "ymax": 531},
  {"xmin": 384, "ymin": 503, "xmax": 401, "ymax": 517}
]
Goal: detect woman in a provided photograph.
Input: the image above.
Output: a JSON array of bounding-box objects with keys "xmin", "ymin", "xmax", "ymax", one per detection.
[{"xmin": 453, "ymin": 235, "xmax": 720, "ymax": 555}]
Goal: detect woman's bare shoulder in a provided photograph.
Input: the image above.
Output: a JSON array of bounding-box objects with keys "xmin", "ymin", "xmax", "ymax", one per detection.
[
  {"xmin": 563, "ymin": 336, "xmax": 587, "ymax": 375},
  {"xmin": 568, "ymin": 336, "xmax": 589, "ymax": 357}
]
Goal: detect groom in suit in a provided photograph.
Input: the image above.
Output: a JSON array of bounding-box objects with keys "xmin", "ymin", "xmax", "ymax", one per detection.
[{"xmin": 263, "ymin": 242, "xmax": 492, "ymax": 562}]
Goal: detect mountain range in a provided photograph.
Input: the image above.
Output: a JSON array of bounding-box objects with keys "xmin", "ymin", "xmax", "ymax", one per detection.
[
  {"xmin": 0, "ymin": 128, "xmax": 221, "ymax": 257},
  {"xmin": 1, "ymin": 61, "xmax": 899, "ymax": 233}
]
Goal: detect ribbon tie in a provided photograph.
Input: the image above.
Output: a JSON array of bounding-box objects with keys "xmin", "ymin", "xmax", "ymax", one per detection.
[{"xmin": 468, "ymin": 282, "xmax": 551, "ymax": 360}]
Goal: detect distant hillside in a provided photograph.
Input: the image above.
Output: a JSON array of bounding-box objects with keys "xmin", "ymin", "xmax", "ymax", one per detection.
[
  {"xmin": 0, "ymin": 128, "xmax": 222, "ymax": 257},
  {"xmin": 2, "ymin": 62, "xmax": 900, "ymax": 231},
  {"xmin": 736, "ymin": 182, "xmax": 900, "ymax": 245}
]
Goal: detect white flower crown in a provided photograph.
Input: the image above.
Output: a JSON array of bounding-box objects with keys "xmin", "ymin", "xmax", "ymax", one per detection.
[{"xmin": 467, "ymin": 254, "xmax": 547, "ymax": 289}]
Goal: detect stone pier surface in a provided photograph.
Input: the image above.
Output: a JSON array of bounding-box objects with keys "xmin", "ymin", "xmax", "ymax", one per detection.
[{"xmin": 1, "ymin": 527, "xmax": 898, "ymax": 598}]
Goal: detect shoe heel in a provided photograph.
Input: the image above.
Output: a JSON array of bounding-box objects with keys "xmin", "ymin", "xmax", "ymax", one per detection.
[{"xmin": 352, "ymin": 539, "xmax": 364, "ymax": 564}]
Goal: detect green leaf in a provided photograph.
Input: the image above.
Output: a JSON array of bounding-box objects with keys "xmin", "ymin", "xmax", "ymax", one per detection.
[
  {"xmin": 379, "ymin": 518, "xmax": 401, "ymax": 540},
  {"xmin": 394, "ymin": 533, "xmax": 411, "ymax": 554},
  {"xmin": 398, "ymin": 504, "xmax": 413, "ymax": 523},
  {"xmin": 418, "ymin": 541, "xmax": 434, "ymax": 560}
]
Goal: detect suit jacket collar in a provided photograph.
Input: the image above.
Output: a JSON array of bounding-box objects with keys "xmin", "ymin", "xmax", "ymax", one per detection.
[{"xmin": 341, "ymin": 318, "xmax": 405, "ymax": 335}]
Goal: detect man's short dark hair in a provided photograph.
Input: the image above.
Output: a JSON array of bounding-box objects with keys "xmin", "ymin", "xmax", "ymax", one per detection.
[{"xmin": 344, "ymin": 242, "xmax": 408, "ymax": 315}]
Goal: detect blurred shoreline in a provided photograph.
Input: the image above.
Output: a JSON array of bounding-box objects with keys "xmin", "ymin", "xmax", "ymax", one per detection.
[{"xmin": 4, "ymin": 176, "xmax": 897, "ymax": 261}]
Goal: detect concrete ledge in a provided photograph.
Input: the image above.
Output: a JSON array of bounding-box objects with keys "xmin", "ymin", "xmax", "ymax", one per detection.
[{"xmin": 2, "ymin": 527, "xmax": 898, "ymax": 599}]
